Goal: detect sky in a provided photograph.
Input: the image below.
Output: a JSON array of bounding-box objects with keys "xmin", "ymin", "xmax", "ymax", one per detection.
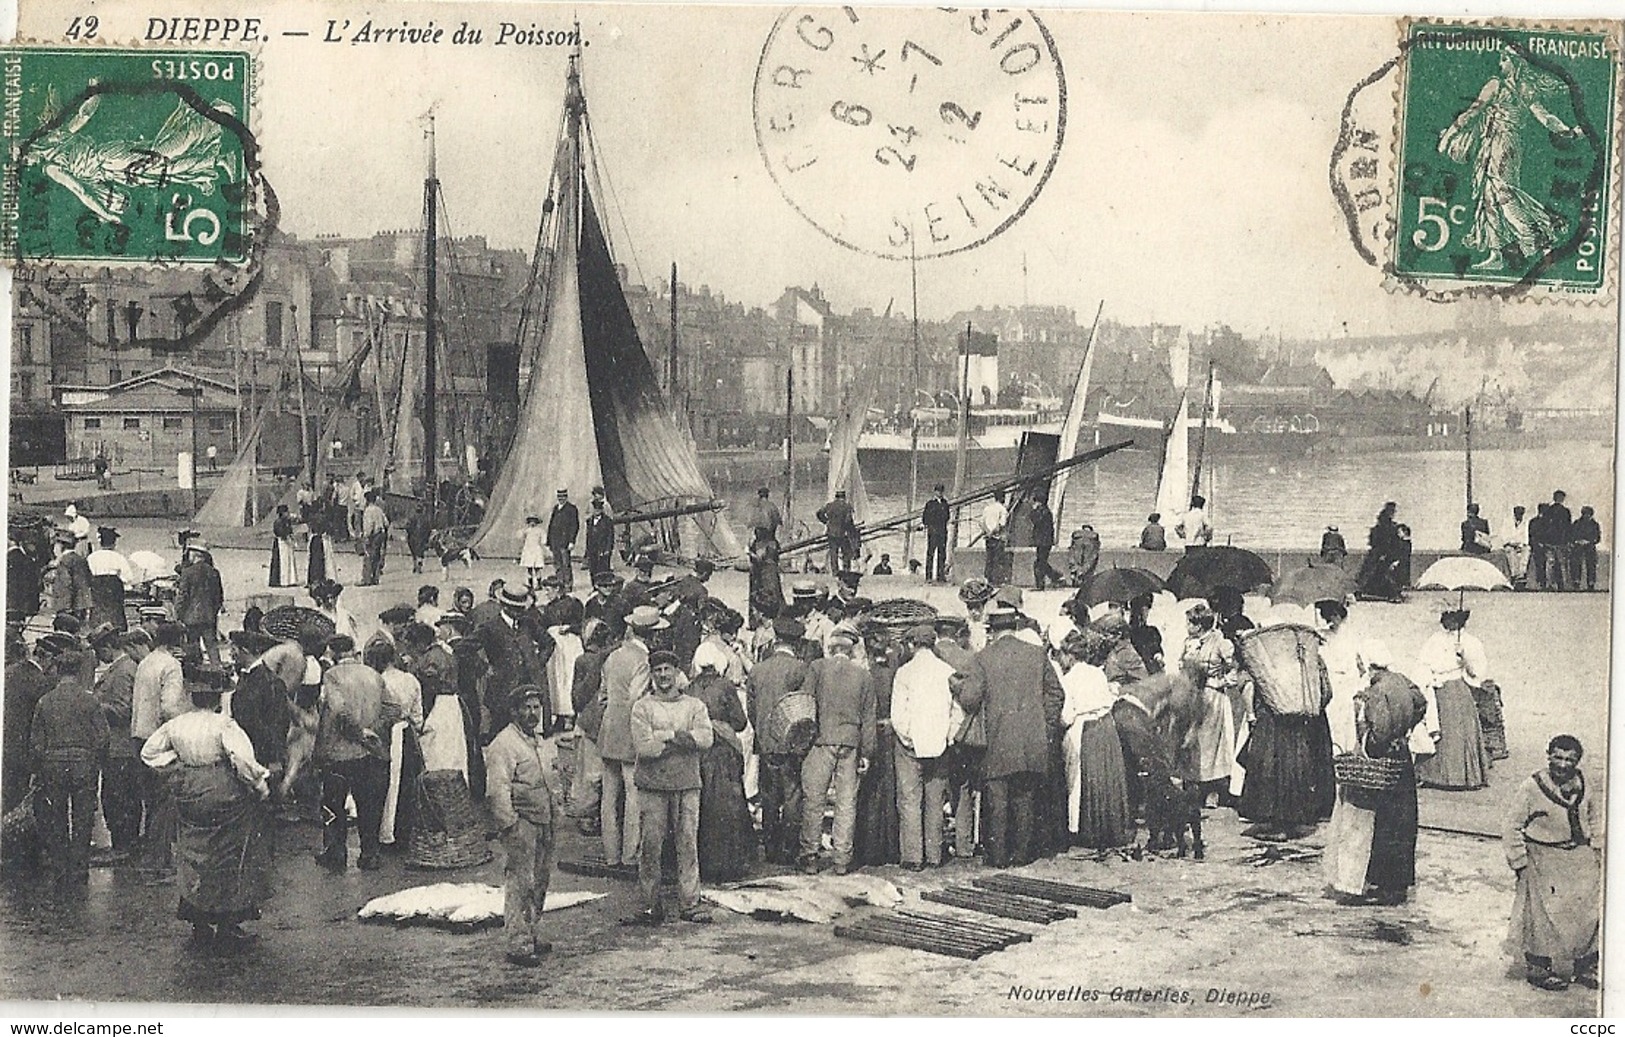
[{"xmin": 14, "ymin": 0, "xmax": 1622, "ymax": 338}]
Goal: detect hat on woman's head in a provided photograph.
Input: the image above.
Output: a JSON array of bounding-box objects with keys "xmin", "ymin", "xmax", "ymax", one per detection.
[{"xmin": 958, "ymin": 578, "xmax": 996, "ymax": 606}]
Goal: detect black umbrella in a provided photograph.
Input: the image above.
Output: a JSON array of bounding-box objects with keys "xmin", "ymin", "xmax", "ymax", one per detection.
[
  {"xmin": 1271, "ymin": 561, "xmax": 1357, "ymax": 607},
  {"xmin": 1079, "ymin": 567, "xmax": 1166, "ymax": 607},
  {"xmin": 1165, "ymin": 546, "xmax": 1275, "ymax": 600}
]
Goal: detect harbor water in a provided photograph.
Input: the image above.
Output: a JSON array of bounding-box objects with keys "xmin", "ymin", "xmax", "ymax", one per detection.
[{"xmin": 721, "ymin": 443, "xmax": 1616, "ymax": 556}]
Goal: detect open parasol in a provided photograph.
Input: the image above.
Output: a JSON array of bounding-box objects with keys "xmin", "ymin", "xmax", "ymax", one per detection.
[
  {"xmin": 1414, "ymin": 555, "xmax": 1511, "ymax": 609},
  {"xmin": 1165, "ymin": 546, "xmax": 1275, "ymax": 600},
  {"xmin": 1078, "ymin": 567, "xmax": 1166, "ymax": 607},
  {"xmin": 1270, "ymin": 561, "xmax": 1357, "ymax": 608}
]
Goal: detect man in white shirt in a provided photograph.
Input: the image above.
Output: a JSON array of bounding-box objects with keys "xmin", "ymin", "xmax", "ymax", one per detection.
[
  {"xmin": 891, "ymin": 625, "xmax": 958, "ymax": 870},
  {"xmin": 1176, "ymin": 494, "xmax": 1213, "ymax": 551},
  {"xmin": 63, "ymin": 505, "xmax": 91, "ymax": 542},
  {"xmin": 1503, "ymin": 505, "xmax": 1530, "ymax": 590},
  {"xmin": 980, "ymin": 491, "xmax": 1010, "ymax": 585},
  {"xmin": 131, "ymin": 623, "xmax": 186, "ymax": 875}
]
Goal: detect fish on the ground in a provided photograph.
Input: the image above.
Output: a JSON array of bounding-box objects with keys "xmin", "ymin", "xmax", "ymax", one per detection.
[
  {"xmin": 731, "ymin": 872, "xmax": 903, "ymax": 907},
  {"xmin": 703, "ymin": 886, "xmax": 850, "ymax": 924},
  {"xmin": 358, "ymin": 884, "xmax": 605, "ymax": 926}
]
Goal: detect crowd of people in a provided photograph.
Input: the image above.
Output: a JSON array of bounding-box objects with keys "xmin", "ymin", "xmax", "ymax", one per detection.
[{"xmin": 0, "ymin": 486, "xmax": 1602, "ymax": 992}]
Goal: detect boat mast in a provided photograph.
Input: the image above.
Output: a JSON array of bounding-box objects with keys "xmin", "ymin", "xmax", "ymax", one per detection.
[
  {"xmin": 1464, "ymin": 403, "xmax": 1474, "ymax": 509},
  {"xmin": 1191, "ymin": 357, "xmax": 1214, "ymax": 505},
  {"xmin": 905, "ymin": 237, "xmax": 920, "ymax": 568},
  {"xmin": 669, "ymin": 263, "xmax": 679, "ymax": 398},
  {"xmin": 423, "ymin": 110, "xmax": 439, "ymax": 510},
  {"xmin": 950, "ymin": 321, "xmax": 972, "ymax": 557},
  {"xmin": 784, "ymin": 367, "xmax": 795, "ymax": 525},
  {"xmin": 291, "ymin": 305, "xmax": 311, "ymax": 500}
]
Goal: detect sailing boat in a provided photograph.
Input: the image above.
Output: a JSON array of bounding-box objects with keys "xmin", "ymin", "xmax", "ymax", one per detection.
[
  {"xmin": 471, "ymin": 49, "xmax": 739, "ymax": 560},
  {"xmin": 826, "ymin": 376, "xmax": 877, "ymax": 535},
  {"xmin": 1048, "ymin": 301, "xmax": 1104, "ymax": 524}
]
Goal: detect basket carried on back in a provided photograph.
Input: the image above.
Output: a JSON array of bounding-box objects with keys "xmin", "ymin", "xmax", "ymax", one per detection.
[
  {"xmin": 262, "ymin": 605, "xmax": 336, "ymax": 642},
  {"xmin": 764, "ymin": 691, "xmax": 818, "ymax": 754},
  {"xmin": 405, "ymin": 770, "xmax": 493, "ymax": 871},
  {"xmin": 867, "ymin": 598, "xmax": 938, "ymax": 630},
  {"xmin": 1236, "ymin": 623, "xmax": 1325, "ymax": 716}
]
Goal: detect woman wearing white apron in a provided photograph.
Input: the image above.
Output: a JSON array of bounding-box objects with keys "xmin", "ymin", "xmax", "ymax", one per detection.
[{"xmin": 1182, "ymin": 603, "xmax": 1238, "ymax": 806}]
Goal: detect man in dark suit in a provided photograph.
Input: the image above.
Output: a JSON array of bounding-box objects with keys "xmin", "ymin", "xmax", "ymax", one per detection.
[
  {"xmin": 1030, "ymin": 498, "xmax": 1061, "ymax": 590},
  {"xmin": 547, "ymin": 489, "xmax": 581, "ymax": 593},
  {"xmin": 477, "ymin": 587, "xmax": 549, "ymax": 743},
  {"xmin": 951, "ymin": 592, "xmax": 1064, "ymax": 867},
  {"xmin": 49, "ymin": 531, "xmax": 92, "ymax": 621},
  {"xmin": 1545, "ymin": 490, "xmax": 1573, "ymax": 591},
  {"xmin": 817, "ymin": 490, "xmax": 857, "ymax": 576},
  {"xmin": 174, "ymin": 543, "xmax": 225, "ymax": 664},
  {"xmin": 922, "ymin": 485, "xmax": 951, "ymax": 584},
  {"xmin": 585, "ymin": 498, "xmax": 616, "ymax": 578}
]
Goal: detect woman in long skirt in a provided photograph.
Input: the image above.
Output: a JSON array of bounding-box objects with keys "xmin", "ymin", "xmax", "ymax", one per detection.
[
  {"xmin": 687, "ymin": 666, "xmax": 754, "ymax": 881},
  {"xmin": 1414, "ymin": 607, "xmax": 1491, "ymax": 790},
  {"xmin": 1238, "ymin": 635, "xmax": 1337, "ymax": 840},
  {"xmin": 306, "ymin": 512, "xmax": 335, "ymax": 589},
  {"xmin": 1181, "ymin": 605, "xmax": 1239, "ymax": 805},
  {"xmin": 269, "ymin": 505, "xmax": 297, "ymax": 588},
  {"xmin": 852, "ymin": 633, "xmax": 900, "ymax": 867},
  {"xmin": 1326, "ymin": 643, "xmax": 1427, "ymax": 905},
  {"xmin": 1059, "ymin": 633, "xmax": 1133, "ymax": 849},
  {"xmin": 139, "ymin": 668, "xmax": 273, "ymax": 943}
]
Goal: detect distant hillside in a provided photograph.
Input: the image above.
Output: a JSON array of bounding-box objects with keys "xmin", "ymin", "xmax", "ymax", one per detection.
[{"xmin": 1309, "ymin": 320, "xmax": 1616, "ymax": 412}]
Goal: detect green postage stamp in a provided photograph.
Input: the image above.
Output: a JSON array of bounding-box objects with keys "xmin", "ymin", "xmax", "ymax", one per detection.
[
  {"xmin": 0, "ymin": 47, "xmax": 253, "ymax": 264},
  {"xmin": 1393, "ymin": 23, "xmax": 1621, "ymax": 295}
]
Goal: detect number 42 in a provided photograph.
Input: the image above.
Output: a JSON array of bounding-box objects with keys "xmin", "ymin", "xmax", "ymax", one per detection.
[{"xmin": 65, "ymin": 15, "xmax": 99, "ymax": 39}]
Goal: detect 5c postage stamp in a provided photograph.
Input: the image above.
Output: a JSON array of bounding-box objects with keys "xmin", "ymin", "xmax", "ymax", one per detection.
[
  {"xmin": 0, "ymin": 47, "xmax": 254, "ymax": 264},
  {"xmin": 1392, "ymin": 22, "xmax": 1621, "ymax": 295}
]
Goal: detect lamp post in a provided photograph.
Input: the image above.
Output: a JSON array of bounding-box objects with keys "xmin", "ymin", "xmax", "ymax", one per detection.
[{"xmin": 175, "ymin": 385, "xmax": 204, "ymax": 515}]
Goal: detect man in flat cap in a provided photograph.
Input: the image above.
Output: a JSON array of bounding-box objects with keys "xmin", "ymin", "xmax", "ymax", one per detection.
[
  {"xmin": 623, "ymin": 649, "xmax": 713, "ymax": 926},
  {"xmin": 30, "ymin": 634, "xmax": 109, "ymax": 889},
  {"xmin": 745, "ymin": 615, "xmax": 810, "ymax": 865},
  {"xmin": 798, "ymin": 624, "xmax": 876, "ymax": 875},
  {"xmin": 547, "ymin": 489, "xmax": 580, "ymax": 594},
  {"xmin": 485, "ymin": 683, "xmax": 563, "ymax": 965},
  {"xmin": 816, "ymin": 489, "xmax": 857, "ymax": 578}
]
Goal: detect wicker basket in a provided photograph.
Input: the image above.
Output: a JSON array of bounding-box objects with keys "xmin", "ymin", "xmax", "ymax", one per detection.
[
  {"xmin": 262, "ymin": 605, "xmax": 336, "ymax": 642},
  {"xmin": 764, "ymin": 691, "xmax": 818, "ymax": 754},
  {"xmin": 405, "ymin": 770, "xmax": 493, "ymax": 871},
  {"xmin": 1236, "ymin": 623, "xmax": 1324, "ymax": 716},
  {"xmin": 868, "ymin": 598, "xmax": 939, "ymax": 629},
  {"xmin": 1332, "ymin": 752, "xmax": 1407, "ymax": 793}
]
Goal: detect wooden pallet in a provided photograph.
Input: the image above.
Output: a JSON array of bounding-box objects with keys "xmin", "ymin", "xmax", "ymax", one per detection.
[
  {"xmin": 835, "ymin": 909, "xmax": 1031, "ymax": 959},
  {"xmin": 921, "ymin": 885, "xmax": 1077, "ymax": 923},
  {"xmin": 971, "ymin": 874, "xmax": 1132, "ymax": 909}
]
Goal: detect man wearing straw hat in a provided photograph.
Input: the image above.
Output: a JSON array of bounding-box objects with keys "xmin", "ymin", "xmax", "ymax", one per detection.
[
  {"xmin": 486, "ymin": 683, "xmax": 563, "ymax": 965},
  {"xmin": 597, "ymin": 605, "xmax": 668, "ymax": 868}
]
